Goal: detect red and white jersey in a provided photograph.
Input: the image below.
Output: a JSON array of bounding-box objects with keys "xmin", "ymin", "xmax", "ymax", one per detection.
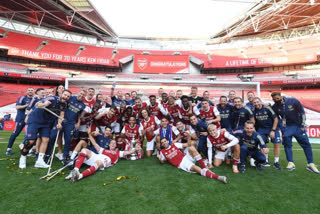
[
  {"xmin": 161, "ymin": 100, "xmax": 170, "ymax": 110},
  {"xmin": 132, "ymin": 102, "xmax": 147, "ymax": 114},
  {"xmin": 139, "ymin": 115, "xmax": 160, "ymax": 141},
  {"xmin": 200, "ymin": 106, "xmax": 221, "ymax": 129},
  {"xmin": 167, "ymin": 104, "xmax": 180, "ymax": 125},
  {"xmin": 147, "ymin": 102, "xmax": 167, "ymax": 120},
  {"xmin": 178, "ymin": 106, "xmax": 198, "ymax": 124},
  {"xmin": 177, "ymin": 125, "xmax": 195, "ymax": 143},
  {"xmin": 207, "ymin": 130, "xmax": 237, "ymax": 152},
  {"xmin": 100, "ymin": 149, "xmax": 121, "ymax": 165},
  {"xmin": 160, "ymin": 143, "xmax": 185, "ymax": 168},
  {"xmin": 121, "ymin": 124, "xmax": 140, "ymax": 142},
  {"xmin": 103, "ymin": 113, "xmax": 117, "ymax": 125},
  {"xmin": 83, "ymin": 97, "xmax": 95, "ymax": 108},
  {"xmin": 114, "ymin": 107, "xmax": 122, "ymax": 123}
]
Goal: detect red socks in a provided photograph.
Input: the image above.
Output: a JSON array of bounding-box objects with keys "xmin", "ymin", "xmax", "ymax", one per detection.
[
  {"xmin": 201, "ymin": 168, "xmax": 218, "ymax": 180},
  {"xmin": 75, "ymin": 152, "xmax": 86, "ymax": 169},
  {"xmin": 81, "ymin": 164, "xmax": 98, "ymax": 178},
  {"xmin": 194, "ymin": 155, "xmax": 207, "ymax": 169},
  {"xmin": 233, "ymin": 158, "xmax": 240, "ymax": 166}
]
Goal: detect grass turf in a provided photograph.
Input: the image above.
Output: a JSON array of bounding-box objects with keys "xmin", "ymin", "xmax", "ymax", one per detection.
[{"xmin": 0, "ymin": 130, "xmax": 320, "ymax": 214}]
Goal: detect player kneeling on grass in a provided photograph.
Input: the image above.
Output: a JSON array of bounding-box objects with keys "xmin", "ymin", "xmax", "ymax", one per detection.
[
  {"xmin": 66, "ymin": 137, "xmax": 138, "ymax": 182},
  {"xmin": 207, "ymin": 124, "xmax": 240, "ymax": 173},
  {"xmin": 157, "ymin": 136, "xmax": 227, "ymax": 184},
  {"xmin": 236, "ymin": 121, "xmax": 269, "ymax": 173}
]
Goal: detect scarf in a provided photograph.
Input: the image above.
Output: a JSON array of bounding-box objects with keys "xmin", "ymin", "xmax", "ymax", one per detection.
[{"xmin": 160, "ymin": 125, "xmax": 172, "ymax": 146}]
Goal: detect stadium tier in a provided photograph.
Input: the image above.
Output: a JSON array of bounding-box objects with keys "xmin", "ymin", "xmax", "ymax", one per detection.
[
  {"xmin": 0, "ymin": 83, "xmax": 41, "ymax": 107},
  {"xmin": 1, "ymin": 60, "xmax": 320, "ymax": 86},
  {"xmin": 0, "ymin": 30, "xmax": 319, "ymax": 69}
]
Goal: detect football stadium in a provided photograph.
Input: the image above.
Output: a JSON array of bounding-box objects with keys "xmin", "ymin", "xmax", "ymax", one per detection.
[{"xmin": 0, "ymin": 0, "xmax": 320, "ymax": 213}]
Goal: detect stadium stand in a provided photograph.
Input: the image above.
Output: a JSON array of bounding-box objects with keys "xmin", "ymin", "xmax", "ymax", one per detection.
[
  {"xmin": 0, "ymin": 31, "xmax": 319, "ymax": 69},
  {"xmin": 0, "ymin": 83, "xmax": 37, "ymax": 107}
]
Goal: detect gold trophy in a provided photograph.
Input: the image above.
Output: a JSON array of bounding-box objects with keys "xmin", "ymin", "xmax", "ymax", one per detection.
[{"xmin": 130, "ymin": 137, "xmax": 138, "ymax": 160}]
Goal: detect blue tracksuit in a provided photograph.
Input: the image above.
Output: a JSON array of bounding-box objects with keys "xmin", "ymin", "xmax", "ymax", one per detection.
[
  {"xmin": 217, "ymin": 104, "xmax": 233, "ymax": 133},
  {"xmin": 7, "ymin": 95, "xmax": 33, "ymax": 149},
  {"xmin": 125, "ymin": 99, "xmax": 135, "ymax": 106},
  {"xmin": 26, "ymin": 96, "xmax": 40, "ymax": 111},
  {"xmin": 48, "ymin": 96, "xmax": 85, "ymax": 158},
  {"xmin": 246, "ymin": 102, "xmax": 255, "ymax": 112},
  {"xmin": 191, "ymin": 119, "xmax": 209, "ymax": 158},
  {"xmin": 26, "ymin": 96, "xmax": 67, "ymax": 140},
  {"xmin": 231, "ymin": 106, "xmax": 254, "ymax": 131},
  {"xmin": 272, "ymin": 96, "xmax": 313, "ymax": 163},
  {"xmin": 112, "ymin": 96, "xmax": 126, "ymax": 107},
  {"xmin": 235, "ymin": 130, "xmax": 267, "ymax": 165},
  {"xmin": 88, "ymin": 134, "xmax": 111, "ymax": 153},
  {"xmin": 254, "ymin": 106, "xmax": 281, "ymax": 144}
]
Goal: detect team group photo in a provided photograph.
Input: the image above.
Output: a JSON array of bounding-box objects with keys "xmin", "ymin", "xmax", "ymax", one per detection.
[{"xmin": 0, "ymin": 0, "xmax": 320, "ymax": 213}]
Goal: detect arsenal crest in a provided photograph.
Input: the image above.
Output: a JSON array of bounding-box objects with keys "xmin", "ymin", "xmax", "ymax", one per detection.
[{"xmin": 137, "ymin": 58, "xmax": 148, "ymax": 70}]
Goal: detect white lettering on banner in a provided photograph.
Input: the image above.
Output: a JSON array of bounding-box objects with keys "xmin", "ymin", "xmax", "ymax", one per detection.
[
  {"xmin": 150, "ymin": 61, "xmax": 186, "ymax": 67},
  {"xmin": 21, "ymin": 50, "xmax": 40, "ymax": 57},
  {"xmin": 87, "ymin": 58, "xmax": 96, "ymax": 63},
  {"xmin": 259, "ymin": 57, "xmax": 288, "ymax": 64},
  {"xmin": 97, "ymin": 58, "xmax": 110, "ymax": 64},
  {"xmin": 225, "ymin": 57, "xmax": 289, "ymax": 67},
  {"xmin": 41, "ymin": 53, "xmax": 52, "ymax": 59},
  {"xmin": 53, "ymin": 54, "xmax": 63, "ymax": 60},
  {"xmin": 71, "ymin": 56, "xmax": 86, "ymax": 63},
  {"xmin": 285, "ymin": 79, "xmax": 315, "ymax": 83},
  {"xmin": 9, "ymin": 48, "xmax": 111, "ymax": 65},
  {"xmin": 306, "ymin": 127, "xmax": 320, "ymax": 138}
]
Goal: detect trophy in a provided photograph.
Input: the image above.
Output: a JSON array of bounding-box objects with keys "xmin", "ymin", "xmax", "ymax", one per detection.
[{"xmin": 129, "ymin": 137, "xmax": 138, "ymax": 160}]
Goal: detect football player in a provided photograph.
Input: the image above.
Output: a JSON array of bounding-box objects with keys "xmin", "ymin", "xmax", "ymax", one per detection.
[{"xmin": 158, "ymin": 136, "xmax": 227, "ymax": 184}]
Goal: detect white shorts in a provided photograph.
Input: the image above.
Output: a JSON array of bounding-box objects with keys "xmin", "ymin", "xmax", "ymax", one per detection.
[
  {"xmin": 111, "ymin": 122, "xmax": 120, "ymax": 133},
  {"xmin": 97, "ymin": 126, "xmax": 105, "ymax": 133},
  {"xmin": 214, "ymin": 148, "xmax": 230, "ymax": 161},
  {"xmin": 84, "ymin": 152, "xmax": 112, "ymax": 170},
  {"xmin": 178, "ymin": 155, "xmax": 196, "ymax": 173},
  {"xmin": 146, "ymin": 136, "xmax": 156, "ymax": 151},
  {"xmin": 79, "ymin": 124, "xmax": 87, "ymax": 132}
]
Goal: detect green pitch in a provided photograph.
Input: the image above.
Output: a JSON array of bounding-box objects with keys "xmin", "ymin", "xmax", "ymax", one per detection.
[{"xmin": 0, "ymin": 130, "xmax": 320, "ymax": 214}]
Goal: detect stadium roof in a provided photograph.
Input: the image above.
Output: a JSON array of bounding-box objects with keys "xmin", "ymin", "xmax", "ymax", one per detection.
[
  {"xmin": 0, "ymin": 0, "xmax": 319, "ymax": 43},
  {"xmin": 212, "ymin": 0, "xmax": 320, "ymax": 43},
  {"xmin": 0, "ymin": 0, "xmax": 117, "ymax": 41}
]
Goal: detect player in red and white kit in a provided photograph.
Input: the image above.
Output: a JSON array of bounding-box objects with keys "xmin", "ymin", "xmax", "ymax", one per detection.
[
  {"xmin": 67, "ymin": 136, "xmax": 137, "ymax": 182},
  {"xmin": 158, "ymin": 136, "xmax": 227, "ymax": 184},
  {"xmin": 199, "ymin": 99, "xmax": 221, "ymax": 128},
  {"xmin": 175, "ymin": 120, "xmax": 197, "ymax": 144},
  {"xmin": 167, "ymin": 96, "xmax": 181, "ymax": 125},
  {"xmin": 132, "ymin": 98, "xmax": 147, "ymax": 118},
  {"xmin": 139, "ymin": 108, "xmax": 160, "ymax": 157},
  {"xmin": 75, "ymin": 88, "xmax": 96, "ymax": 146},
  {"xmin": 178, "ymin": 95, "xmax": 199, "ymax": 125},
  {"xmin": 207, "ymin": 124, "xmax": 240, "ymax": 173},
  {"xmin": 120, "ymin": 116, "xmax": 143, "ymax": 159},
  {"xmin": 160, "ymin": 93, "xmax": 170, "ymax": 110},
  {"xmin": 83, "ymin": 88, "xmax": 96, "ymax": 108},
  {"xmin": 95, "ymin": 106, "xmax": 120, "ymax": 133},
  {"xmin": 146, "ymin": 95, "xmax": 167, "ymax": 120}
]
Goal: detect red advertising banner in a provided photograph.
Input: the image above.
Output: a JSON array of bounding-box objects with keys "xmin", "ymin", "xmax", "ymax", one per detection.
[
  {"xmin": 208, "ymin": 54, "xmax": 317, "ymax": 68},
  {"xmin": 0, "ymin": 72, "xmax": 65, "ymax": 81},
  {"xmin": 306, "ymin": 126, "xmax": 320, "ymax": 138},
  {"xmin": 8, "ymin": 47, "xmax": 113, "ymax": 66},
  {"xmin": 134, "ymin": 55, "xmax": 189, "ymax": 73},
  {"xmin": 3, "ymin": 121, "xmax": 16, "ymax": 131}
]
